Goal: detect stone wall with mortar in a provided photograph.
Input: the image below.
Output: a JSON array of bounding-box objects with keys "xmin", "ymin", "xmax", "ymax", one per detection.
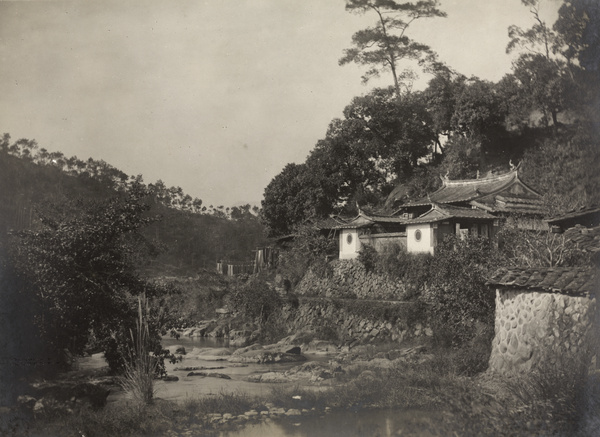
[
  {"xmin": 295, "ymin": 259, "xmax": 406, "ymax": 300},
  {"xmin": 488, "ymin": 289, "xmax": 597, "ymax": 375},
  {"xmin": 280, "ymin": 298, "xmax": 431, "ymax": 346}
]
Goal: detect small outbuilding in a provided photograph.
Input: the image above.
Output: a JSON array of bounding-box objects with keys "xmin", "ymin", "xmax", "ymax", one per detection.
[
  {"xmin": 404, "ymin": 203, "xmax": 499, "ymax": 254},
  {"xmin": 335, "ymin": 212, "xmax": 406, "ymax": 260},
  {"xmin": 487, "ymin": 267, "xmax": 598, "ymax": 375},
  {"xmin": 334, "ymin": 203, "xmax": 499, "ymax": 258}
]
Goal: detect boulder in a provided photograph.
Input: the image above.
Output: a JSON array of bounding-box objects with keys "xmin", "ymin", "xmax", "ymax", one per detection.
[
  {"xmin": 228, "ymin": 350, "xmax": 307, "ymax": 364},
  {"xmin": 247, "ymin": 372, "xmax": 288, "ymax": 383},
  {"xmin": 228, "ymin": 330, "xmax": 254, "ymax": 348},
  {"xmin": 303, "ymin": 340, "xmax": 337, "ymax": 354},
  {"xmin": 189, "ymin": 347, "xmax": 232, "ymax": 361},
  {"xmin": 232, "ymin": 344, "xmax": 264, "ymax": 355},
  {"xmin": 187, "ymin": 371, "xmax": 231, "ymax": 379},
  {"xmin": 17, "ymin": 395, "xmax": 37, "ymax": 411}
]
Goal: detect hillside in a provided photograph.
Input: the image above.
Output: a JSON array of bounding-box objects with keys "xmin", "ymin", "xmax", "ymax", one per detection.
[{"xmin": 0, "ymin": 140, "xmax": 266, "ymax": 277}]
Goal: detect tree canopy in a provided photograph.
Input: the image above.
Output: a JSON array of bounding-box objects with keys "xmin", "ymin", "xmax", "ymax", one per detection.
[
  {"xmin": 262, "ymin": 0, "xmax": 600, "ymax": 236},
  {"xmin": 8, "ymin": 184, "xmax": 176, "ymax": 371},
  {"xmin": 340, "ymin": 0, "xmax": 446, "ymax": 96}
]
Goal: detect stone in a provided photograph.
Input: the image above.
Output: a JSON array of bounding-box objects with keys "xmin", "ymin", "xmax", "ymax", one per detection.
[
  {"xmin": 285, "ymin": 346, "xmax": 301, "ymax": 355},
  {"xmin": 17, "ymin": 395, "xmax": 37, "ymax": 410},
  {"xmin": 285, "ymin": 409, "xmax": 301, "ymax": 416},
  {"xmin": 229, "ymin": 350, "xmax": 307, "ymax": 364},
  {"xmin": 33, "ymin": 400, "xmax": 45, "ymax": 415},
  {"xmin": 162, "ymin": 375, "xmax": 179, "ymax": 382},
  {"xmin": 187, "ymin": 372, "xmax": 231, "ymax": 379}
]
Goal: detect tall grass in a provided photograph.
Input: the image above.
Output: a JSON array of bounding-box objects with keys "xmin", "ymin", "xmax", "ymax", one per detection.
[
  {"xmin": 120, "ymin": 296, "xmax": 159, "ymax": 406},
  {"xmin": 502, "ymin": 353, "xmax": 595, "ymax": 435}
]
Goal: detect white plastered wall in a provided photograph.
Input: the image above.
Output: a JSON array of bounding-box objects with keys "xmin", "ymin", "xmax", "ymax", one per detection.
[
  {"xmin": 339, "ymin": 228, "xmax": 361, "ymax": 259},
  {"xmin": 406, "ymin": 224, "xmax": 434, "ymax": 254}
]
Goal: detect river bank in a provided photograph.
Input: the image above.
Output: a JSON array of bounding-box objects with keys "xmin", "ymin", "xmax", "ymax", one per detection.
[{"xmin": 3, "ymin": 331, "xmax": 599, "ymax": 436}]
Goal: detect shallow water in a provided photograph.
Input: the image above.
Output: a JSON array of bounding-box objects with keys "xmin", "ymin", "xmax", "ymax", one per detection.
[
  {"xmin": 156, "ymin": 336, "xmax": 328, "ymax": 401},
  {"xmin": 216, "ymin": 409, "xmax": 442, "ymax": 437}
]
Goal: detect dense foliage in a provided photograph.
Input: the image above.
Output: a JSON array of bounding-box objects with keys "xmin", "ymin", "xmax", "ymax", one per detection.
[
  {"xmin": 7, "ymin": 185, "xmax": 176, "ymax": 373},
  {"xmin": 262, "ymin": 0, "xmax": 600, "ymax": 236},
  {"xmin": 0, "ymin": 136, "xmax": 266, "ymax": 275},
  {"xmin": 357, "ymin": 236, "xmax": 499, "ymax": 345},
  {"xmin": 226, "ymin": 278, "xmax": 282, "ymax": 326},
  {"xmin": 423, "ymin": 236, "xmax": 501, "ymax": 345},
  {"xmin": 276, "ymin": 225, "xmax": 337, "ymax": 286}
]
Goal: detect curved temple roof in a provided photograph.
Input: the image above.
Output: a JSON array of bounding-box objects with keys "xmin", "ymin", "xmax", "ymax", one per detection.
[{"xmin": 389, "ymin": 166, "xmax": 544, "ymax": 216}]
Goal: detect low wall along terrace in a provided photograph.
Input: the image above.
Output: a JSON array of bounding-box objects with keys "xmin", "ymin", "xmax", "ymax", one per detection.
[
  {"xmin": 286, "ymin": 260, "xmax": 429, "ymax": 344},
  {"xmin": 295, "ymin": 259, "xmax": 406, "ymax": 300},
  {"xmin": 281, "ymin": 298, "xmax": 430, "ymax": 345},
  {"xmin": 488, "ymin": 268, "xmax": 598, "ymax": 375}
]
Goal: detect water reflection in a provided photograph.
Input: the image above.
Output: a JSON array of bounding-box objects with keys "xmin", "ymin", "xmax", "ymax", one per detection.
[
  {"xmin": 162, "ymin": 335, "xmax": 231, "ymax": 350},
  {"xmin": 217, "ymin": 409, "xmax": 441, "ymax": 437}
]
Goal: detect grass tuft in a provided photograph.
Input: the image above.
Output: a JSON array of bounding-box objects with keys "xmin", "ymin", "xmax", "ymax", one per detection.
[{"xmin": 119, "ymin": 296, "xmax": 158, "ymax": 406}]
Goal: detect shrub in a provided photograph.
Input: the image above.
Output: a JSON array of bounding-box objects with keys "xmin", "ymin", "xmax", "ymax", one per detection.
[
  {"xmin": 277, "ymin": 225, "xmax": 336, "ymax": 285},
  {"xmin": 357, "ymin": 244, "xmax": 378, "ymax": 273},
  {"xmin": 424, "ymin": 235, "xmax": 499, "ymax": 346},
  {"xmin": 226, "ymin": 277, "xmax": 281, "ymax": 325},
  {"xmin": 503, "ymin": 352, "xmax": 593, "ymax": 435},
  {"xmin": 374, "ymin": 244, "xmax": 431, "ymax": 298},
  {"xmin": 497, "ymin": 225, "xmax": 593, "ymax": 268}
]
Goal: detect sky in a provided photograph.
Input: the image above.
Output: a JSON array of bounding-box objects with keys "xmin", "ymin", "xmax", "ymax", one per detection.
[{"xmin": 0, "ymin": 0, "xmax": 560, "ymax": 208}]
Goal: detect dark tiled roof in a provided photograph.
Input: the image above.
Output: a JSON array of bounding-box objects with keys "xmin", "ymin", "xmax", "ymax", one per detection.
[
  {"xmin": 393, "ymin": 168, "xmax": 545, "ymax": 216},
  {"xmin": 404, "ymin": 204, "xmax": 496, "ymax": 224},
  {"xmin": 408, "ymin": 170, "xmax": 521, "ymax": 206},
  {"xmin": 487, "ymin": 267, "xmax": 598, "ymax": 296},
  {"xmin": 333, "ymin": 213, "xmax": 407, "ymax": 229},
  {"xmin": 313, "ymin": 216, "xmax": 349, "ymax": 230},
  {"xmin": 563, "ymin": 225, "xmax": 600, "ymax": 253},
  {"xmin": 546, "ymin": 205, "xmax": 600, "ymax": 225}
]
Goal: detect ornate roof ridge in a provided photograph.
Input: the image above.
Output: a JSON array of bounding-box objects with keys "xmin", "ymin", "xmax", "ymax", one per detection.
[{"xmin": 442, "ymin": 168, "xmax": 517, "ymax": 187}]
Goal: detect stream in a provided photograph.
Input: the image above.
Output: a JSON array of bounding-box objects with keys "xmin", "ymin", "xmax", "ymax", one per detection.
[
  {"xmin": 215, "ymin": 409, "xmax": 442, "ymax": 437},
  {"xmin": 158, "ymin": 336, "xmax": 329, "ymax": 400},
  {"xmin": 159, "ymin": 336, "xmax": 442, "ymax": 437}
]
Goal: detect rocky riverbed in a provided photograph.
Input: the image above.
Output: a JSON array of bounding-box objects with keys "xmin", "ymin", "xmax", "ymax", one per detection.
[{"xmin": 8, "ymin": 327, "xmax": 434, "ymax": 436}]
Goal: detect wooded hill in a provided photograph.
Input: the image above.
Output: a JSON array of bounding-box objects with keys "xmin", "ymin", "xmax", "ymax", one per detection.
[
  {"xmin": 0, "ymin": 136, "xmax": 266, "ymax": 276},
  {"xmin": 261, "ymin": 0, "xmax": 600, "ymax": 237}
]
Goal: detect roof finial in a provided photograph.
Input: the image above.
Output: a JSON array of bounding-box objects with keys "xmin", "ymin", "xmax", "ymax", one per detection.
[{"xmin": 509, "ymin": 159, "xmax": 515, "ymax": 171}]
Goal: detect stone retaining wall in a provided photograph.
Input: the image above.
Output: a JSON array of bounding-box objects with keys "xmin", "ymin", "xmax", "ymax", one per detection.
[
  {"xmin": 488, "ymin": 289, "xmax": 597, "ymax": 375},
  {"xmin": 295, "ymin": 259, "xmax": 405, "ymax": 300},
  {"xmin": 280, "ymin": 298, "xmax": 431, "ymax": 345}
]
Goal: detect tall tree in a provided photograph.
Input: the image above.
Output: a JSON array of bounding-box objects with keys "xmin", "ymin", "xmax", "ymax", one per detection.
[
  {"xmin": 261, "ymin": 163, "xmax": 336, "ymax": 237},
  {"xmin": 507, "ymin": 0, "xmax": 570, "ymax": 128},
  {"xmin": 340, "ymin": 0, "xmax": 446, "ymax": 97},
  {"xmin": 553, "ymin": 0, "xmax": 600, "ymax": 125}
]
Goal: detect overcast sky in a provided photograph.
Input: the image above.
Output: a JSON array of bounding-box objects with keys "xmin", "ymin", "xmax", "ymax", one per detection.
[{"xmin": 0, "ymin": 0, "xmax": 560, "ymax": 207}]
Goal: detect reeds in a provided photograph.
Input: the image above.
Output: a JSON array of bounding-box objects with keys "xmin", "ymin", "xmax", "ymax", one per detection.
[{"xmin": 120, "ymin": 295, "xmax": 159, "ymax": 405}]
